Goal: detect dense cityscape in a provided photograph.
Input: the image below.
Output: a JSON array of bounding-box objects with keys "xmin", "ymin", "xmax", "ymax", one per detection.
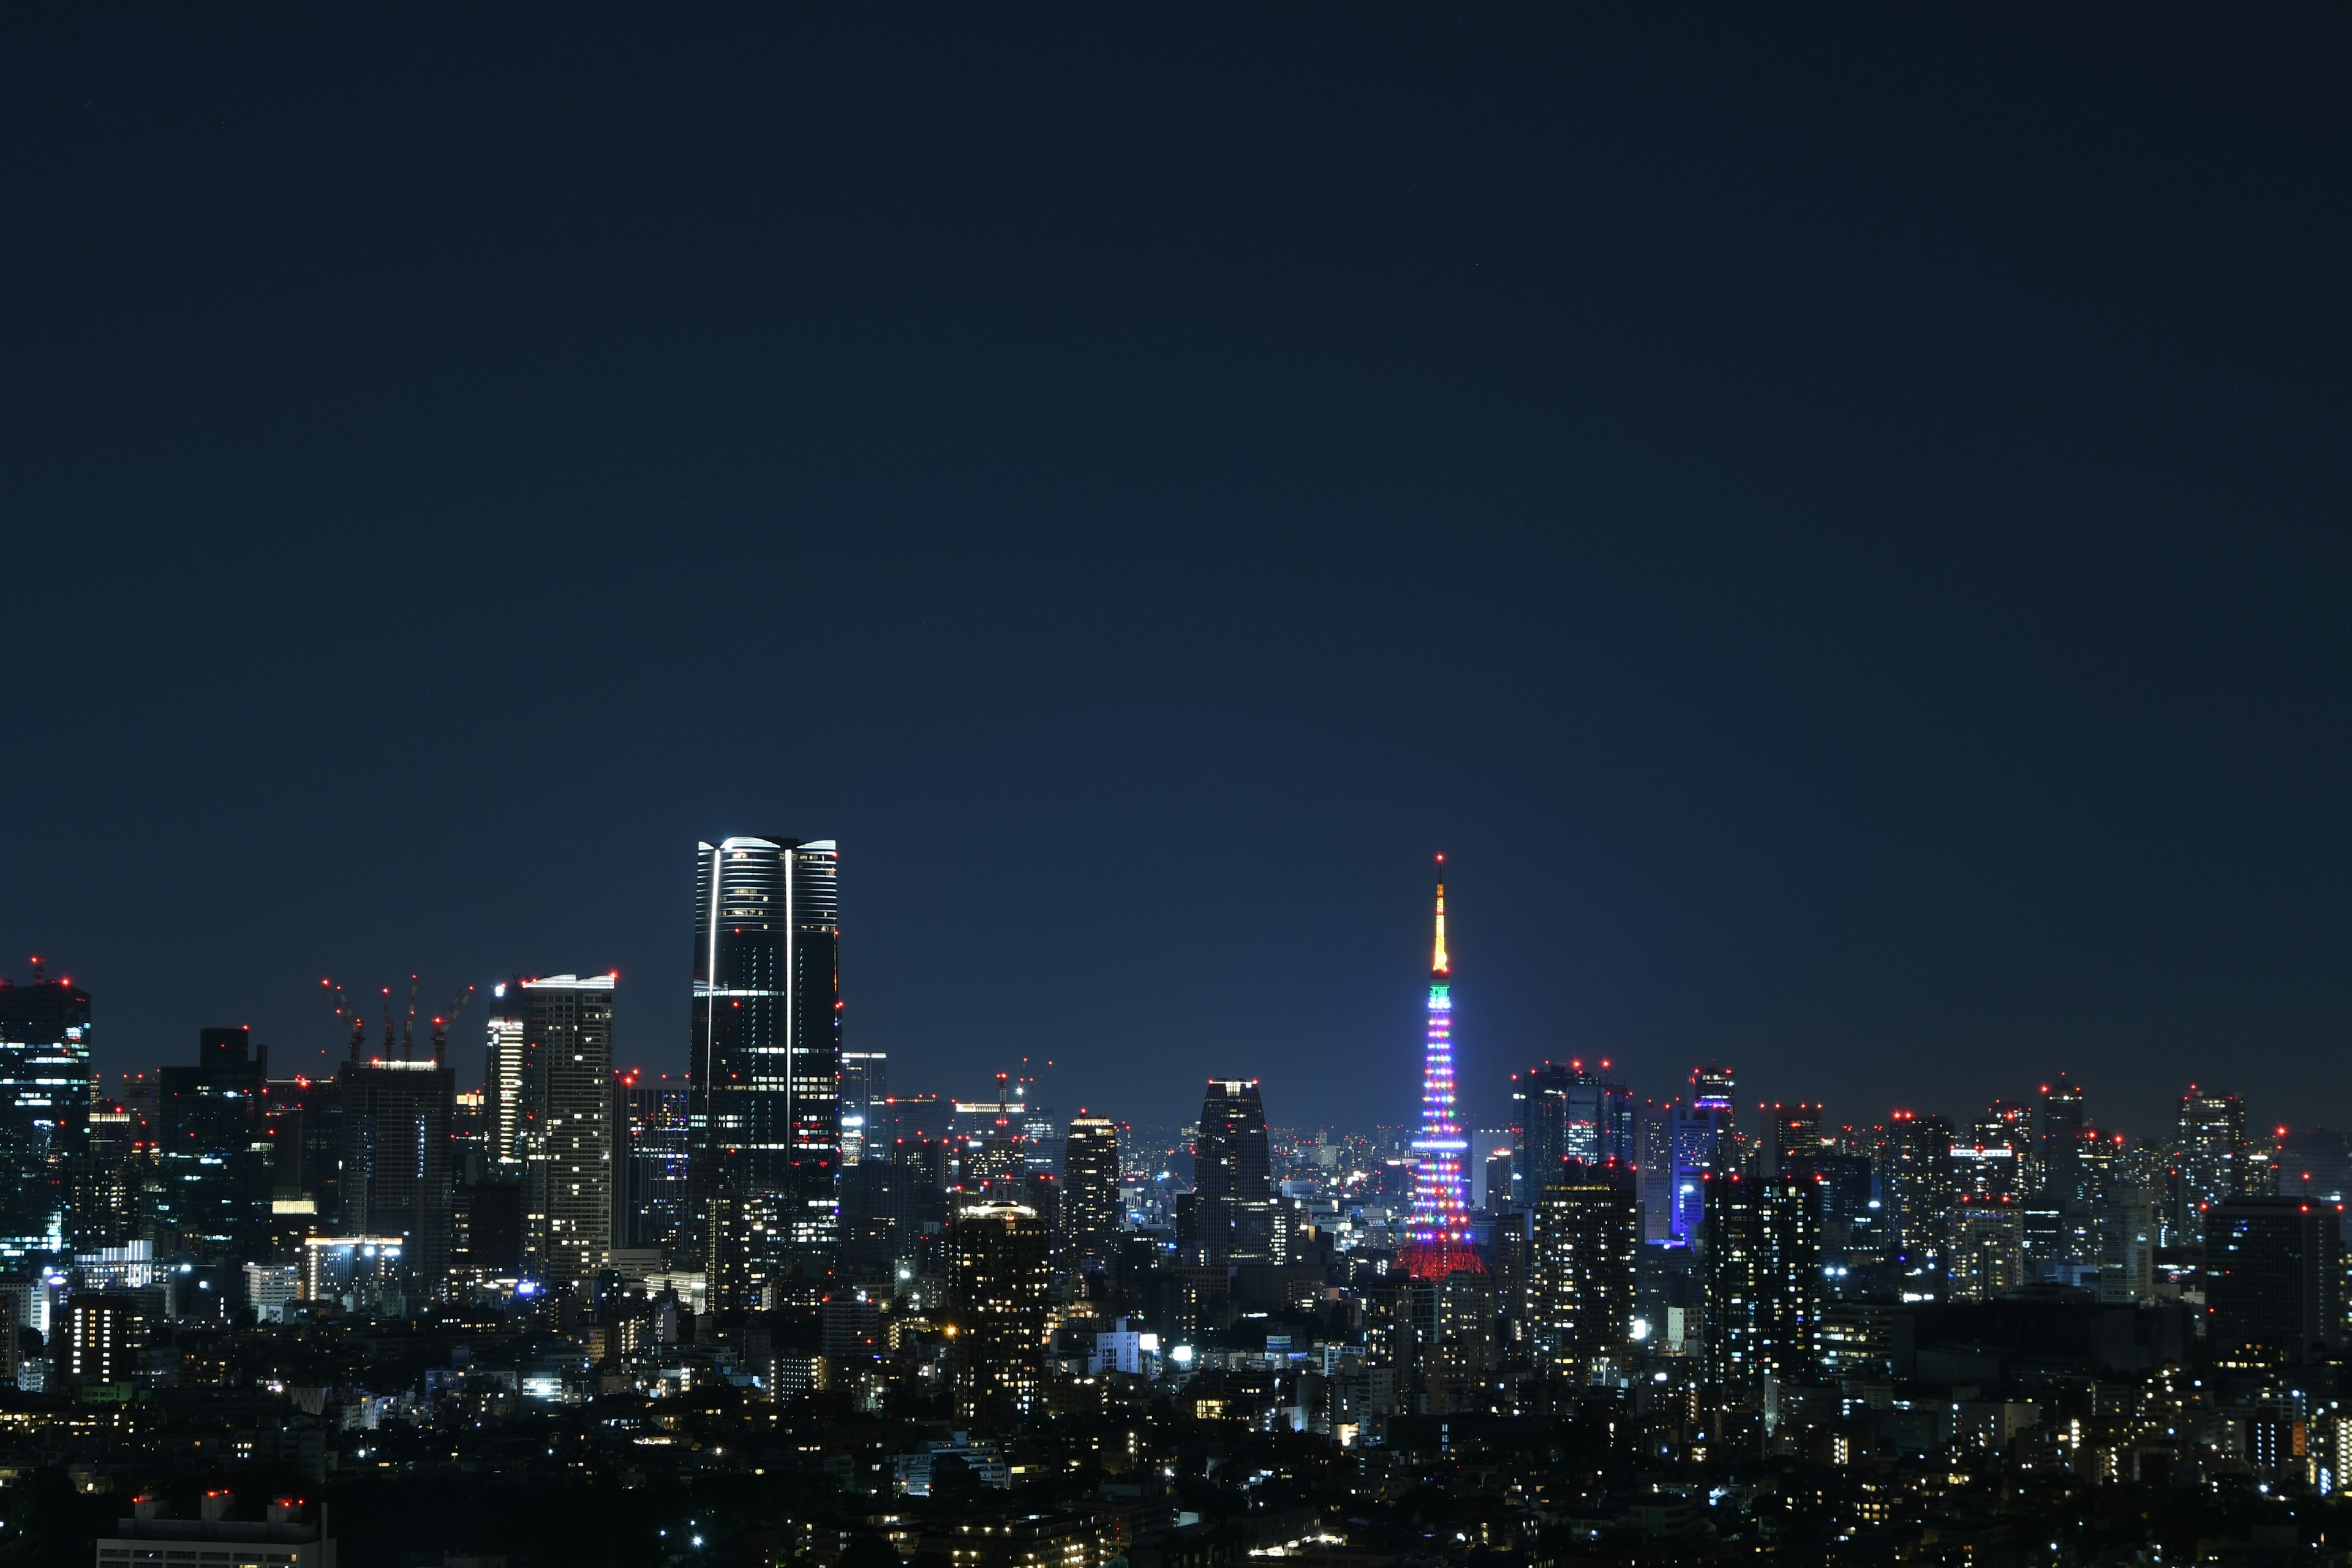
[{"xmin": 0, "ymin": 840, "xmax": 2339, "ymax": 1566}]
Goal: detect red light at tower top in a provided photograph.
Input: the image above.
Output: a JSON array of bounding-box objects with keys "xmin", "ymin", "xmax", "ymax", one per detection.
[{"xmin": 1400, "ymin": 867, "xmax": 1485, "ymax": 1282}]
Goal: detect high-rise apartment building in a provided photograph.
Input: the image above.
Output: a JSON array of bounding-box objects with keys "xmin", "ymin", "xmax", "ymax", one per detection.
[
  {"xmin": 0, "ymin": 960, "xmax": 91, "ymax": 1257},
  {"xmin": 1195, "ymin": 1079, "xmax": 1272, "ymax": 1264},
  {"xmin": 1060, "ymin": 1114, "xmax": 1120, "ymax": 1265},
  {"xmin": 1529, "ymin": 1161, "xmax": 1637, "ymax": 1384},
  {"xmin": 946, "ymin": 1200, "xmax": 1052, "ymax": 1430},
  {"xmin": 483, "ymin": 992, "xmax": 525, "ymax": 1167},
  {"xmin": 1702, "ymin": 1172, "xmax": 1822, "ymax": 1390},
  {"xmin": 1947, "ymin": 1201, "xmax": 2025, "ymax": 1302},
  {"xmin": 516, "ymin": 974, "xmax": 615, "ymax": 1286},
  {"xmin": 688, "ymin": 837, "xmax": 842, "ymax": 1274}
]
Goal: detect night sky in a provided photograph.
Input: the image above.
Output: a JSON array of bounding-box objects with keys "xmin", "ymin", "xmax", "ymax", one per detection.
[{"xmin": 2, "ymin": 6, "xmax": 2346, "ymax": 1141}]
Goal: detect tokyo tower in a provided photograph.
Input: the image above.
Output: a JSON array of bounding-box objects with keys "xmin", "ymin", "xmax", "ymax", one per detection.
[{"xmin": 1400, "ymin": 857, "xmax": 1486, "ymax": 1280}]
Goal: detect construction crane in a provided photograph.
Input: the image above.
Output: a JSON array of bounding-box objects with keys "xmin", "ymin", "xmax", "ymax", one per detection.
[
  {"xmin": 380, "ymin": 987, "xmax": 396, "ymax": 1058},
  {"xmin": 321, "ymin": 978, "xmax": 368, "ymax": 1063},
  {"xmin": 429, "ymin": 984, "xmax": 477, "ymax": 1065},
  {"xmin": 400, "ymin": 974, "xmax": 420, "ymax": 1061}
]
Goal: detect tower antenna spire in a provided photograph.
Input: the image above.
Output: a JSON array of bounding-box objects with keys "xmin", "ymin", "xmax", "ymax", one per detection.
[{"xmin": 1431, "ymin": 854, "xmax": 1449, "ymax": 978}]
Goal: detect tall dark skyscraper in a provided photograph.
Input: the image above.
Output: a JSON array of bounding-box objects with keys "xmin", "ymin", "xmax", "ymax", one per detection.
[
  {"xmin": 0, "ymin": 960, "xmax": 92, "ymax": 1259},
  {"xmin": 1060, "ymin": 1114, "xmax": 1121, "ymax": 1265},
  {"xmin": 1194, "ymin": 1079, "xmax": 1272, "ymax": 1264},
  {"xmin": 2205, "ymin": 1196, "xmax": 2344, "ymax": 1365},
  {"xmin": 614, "ymin": 1070, "xmax": 690, "ymax": 1253},
  {"xmin": 689, "ymin": 837, "xmax": 842, "ymax": 1277},
  {"xmin": 1513, "ymin": 1059, "xmax": 1633, "ymax": 1200},
  {"xmin": 158, "ymin": 1027, "xmax": 273, "ymax": 1265}
]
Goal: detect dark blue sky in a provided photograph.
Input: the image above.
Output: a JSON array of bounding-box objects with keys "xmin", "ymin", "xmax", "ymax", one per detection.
[{"xmin": 2, "ymin": 6, "xmax": 2346, "ymax": 1140}]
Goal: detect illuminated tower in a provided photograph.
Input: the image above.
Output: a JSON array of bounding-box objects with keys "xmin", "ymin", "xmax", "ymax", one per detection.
[
  {"xmin": 1402, "ymin": 863, "xmax": 1485, "ymax": 1280},
  {"xmin": 687, "ymin": 837, "xmax": 842, "ymax": 1278}
]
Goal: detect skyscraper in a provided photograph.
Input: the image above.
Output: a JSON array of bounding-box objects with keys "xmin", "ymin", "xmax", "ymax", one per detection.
[
  {"xmin": 1060, "ymin": 1114, "xmax": 1121, "ymax": 1265},
  {"xmin": 518, "ymin": 973, "xmax": 616, "ymax": 1286},
  {"xmin": 839, "ymin": 1049, "xmax": 888, "ymax": 1166},
  {"xmin": 1401, "ymin": 865, "xmax": 1483, "ymax": 1281},
  {"xmin": 2175, "ymin": 1086, "xmax": 2248, "ymax": 1224},
  {"xmin": 1513, "ymin": 1060, "xmax": 1632, "ymax": 1199},
  {"xmin": 483, "ymin": 990, "xmax": 525, "ymax": 1167},
  {"xmin": 946, "ymin": 1199, "xmax": 1052, "ymax": 1430},
  {"xmin": 0, "ymin": 959, "xmax": 91, "ymax": 1257},
  {"xmin": 2206, "ymin": 1196, "xmax": 2344, "ymax": 1365},
  {"xmin": 688, "ymin": 837, "xmax": 842, "ymax": 1274},
  {"xmin": 1702, "ymin": 1172, "xmax": 1822, "ymax": 1390},
  {"xmin": 1887, "ymin": 1110, "xmax": 1956, "ymax": 1291},
  {"xmin": 158, "ymin": 1027, "xmax": 273, "ymax": 1265},
  {"xmin": 1530, "ymin": 1160, "xmax": 1638, "ymax": 1383},
  {"xmin": 339, "ymin": 1052, "xmax": 455, "ymax": 1292},
  {"xmin": 1195, "ymin": 1080, "xmax": 1272, "ymax": 1263},
  {"xmin": 1660, "ymin": 1080, "xmax": 1737, "ymax": 1248},
  {"xmin": 613, "ymin": 1070, "xmax": 690, "ymax": 1253}
]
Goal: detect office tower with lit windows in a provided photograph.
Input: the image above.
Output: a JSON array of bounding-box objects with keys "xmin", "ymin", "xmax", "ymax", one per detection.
[
  {"xmin": 613, "ymin": 1071, "xmax": 690, "ymax": 1253},
  {"xmin": 157, "ymin": 1027, "xmax": 274, "ymax": 1265},
  {"xmin": 1886, "ymin": 1111, "xmax": 1956, "ymax": 1291},
  {"xmin": 839, "ymin": 1049, "xmax": 888, "ymax": 1166},
  {"xmin": 515, "ymin": 974, "xmax": 615, "ymax": 1286},
  {"xmin": 1702, "ymin": 1172, "xmax": 1822, "ymax": 1390},
  {"xmin": 1760, "ymin": 1102, "xmax": 1822, "ymax": 1174},
  {"xmin": 1791, "ymin": 1150, "xmax": 1882, "ymax": 1272},
  {"xmin": 946, "ymin": 1199, "xmax": 1052, "ymax": 1430},
  {"xmin": 1401, "ymin": 869, "xmax": 1483, "ymax": 1281},
  {"xmin": 688, "ymin": 837, "xmax": 842, "ymax": 1274},
  {"xmin": 1529, "ymin": 1160, "xmax": 1638, "ymax": 1384},
  {"xmin": 2206, "ymin": 1196, "xmax": 2343, "ymax": 1364},
  {"xmin": 1196, "ymin": 1079, "xmax": 1273, "ymax": 1264},
  {"xmin": 1060, "ymin": 1114, "xmax": 1121, "ymax": 1265},
  {"xmin": 0, "ymin": 960, "xmax": 91, "ymax": 1257},
  {"xmin": 2175, "ymin": 1087, "xmax": 2249, "ymax": 1226},
  {"xmin": 1513, "ymin": 1060, "xmax": 1633, "ymax": 1201}
]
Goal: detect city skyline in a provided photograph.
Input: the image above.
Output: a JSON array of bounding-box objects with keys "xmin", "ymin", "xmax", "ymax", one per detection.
[{"xmin": 4, "ymin": 848, "xmax": 2334, "ymax": 1153}]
